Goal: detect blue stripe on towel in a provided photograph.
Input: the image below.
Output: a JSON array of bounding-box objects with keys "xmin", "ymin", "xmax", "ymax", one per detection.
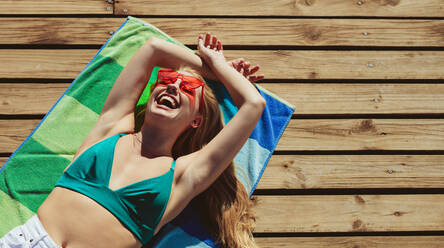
[
  {"xmin": 208, "ymin": 80, "xmax": 294, "ymax": 152},
  {"xmin": 152, "ymin": 204, "xmax": 218, "ymax": 247},
  {"xmin": 153, "ymin": 223, "xmax": 212, "ymax": 248},
  {"xmin": 234, "ymin": 138, "xmax": 271, "ymax": 193}
]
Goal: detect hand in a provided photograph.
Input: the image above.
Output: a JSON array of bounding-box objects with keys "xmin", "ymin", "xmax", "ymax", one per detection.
[
  {"xmin": 228, "ymin": 58, "xmax": 264, "ymax": 83},
  {"xmin": 198, "ymin": 33, "xmax": 226, "ymax": 65}
]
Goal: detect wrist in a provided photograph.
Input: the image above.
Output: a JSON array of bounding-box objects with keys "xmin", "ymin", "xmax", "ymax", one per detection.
[
  {"xmin": 209, "ymin": 57, "xmax": 229, "ymax": 70},
  {"xmin": 201, "ymin": 60, "xmax": 218, "ymax": 81}
]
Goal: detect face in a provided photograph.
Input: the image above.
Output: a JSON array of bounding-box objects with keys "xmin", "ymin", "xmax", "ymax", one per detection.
[{"xmin": 145, "ymin": 69, "xmax": 204, "ymax": 130}]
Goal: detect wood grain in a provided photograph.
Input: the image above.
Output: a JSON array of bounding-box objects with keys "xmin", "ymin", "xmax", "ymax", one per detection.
[
  {"xmin": 257, "ymin": 155, "xmax": 444, "ymax": 189},
  {"xmin": 254, "ymin": 236, "xmax": 444, "ymax": 248},
  {"xmin": 3, "ymin": 83, "xmax": 444, "ymax": 115},
  {"xmin": 1, "ymin": 50, "xmax": 443, "ymax": 79},
  {"xmin": 115, "ymin": 0, "xmax": 444, "ymax": 17},
  {"xmin": 1, "ymin": 18, "xmax": 444, "ymax": 47},
  {"xmin": 254, "ymin": 195, "xmax": 444, "ymax": 232},
  {"xmin": 260, "ymin": 83, "xmax": 444, "ymax": 114},
  {"xmin": 277, "ymin": 119, "xmax": 444, "ymax": 151},
  {"xmin": 0, "ymin": 120, "xmax": 41, "ymax": 153},
  {"xmin": 0, "ymin": 0, "xmax": 112, "ymax": 15},
  {"xmin": 0, "ymin": 83, "xmax": 67, "ymax": 115}
]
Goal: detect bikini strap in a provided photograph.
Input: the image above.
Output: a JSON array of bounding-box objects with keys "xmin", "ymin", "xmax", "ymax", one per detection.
[{"xmin": 171, "ymin": 160, "xmax": 176, "ymax": 170}]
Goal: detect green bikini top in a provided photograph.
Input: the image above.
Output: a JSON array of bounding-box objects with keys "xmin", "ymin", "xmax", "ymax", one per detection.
[{"xmin": 55, "ymin": 132, "xmax": 175, "ymax": 245}]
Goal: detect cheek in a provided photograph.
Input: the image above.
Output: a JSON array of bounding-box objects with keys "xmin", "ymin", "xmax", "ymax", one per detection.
[
  {"xmin": 185, "ymin": 93, "xmax": 196, "ymax": 104},
  {"xmin": 180, "ymin": 93, "xmax": 194, "ymax": 111},
  {"xmin": 195, "ymin": 88, "xmax": 203, "ymax": 106}
]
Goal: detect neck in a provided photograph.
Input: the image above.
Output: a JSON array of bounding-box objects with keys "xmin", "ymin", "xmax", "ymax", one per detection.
[{"xmin": 135, "ymin": 123, "xmax": 179, "ymax": 158}]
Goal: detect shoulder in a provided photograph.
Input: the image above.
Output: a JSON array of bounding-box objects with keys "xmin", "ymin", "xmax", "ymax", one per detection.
[{"xmin": 73, "ymin": 118, "xmax": 131, "ymax": 161}]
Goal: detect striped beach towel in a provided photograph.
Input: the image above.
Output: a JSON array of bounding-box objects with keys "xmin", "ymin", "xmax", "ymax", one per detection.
[{"xmin": 0, "ymin": 16, "xmax": 294, "ymax": 247}]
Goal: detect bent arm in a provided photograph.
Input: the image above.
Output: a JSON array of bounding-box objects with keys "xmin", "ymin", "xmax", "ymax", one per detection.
[
  {"xmin": 73, "ymin": 37, "xmax": 211, "ymax": 160},
  {"xmin": 100, "ymin": 37, "xmax": 214, "ymax": 124},
  {"xmin": 100, "ymin": 37, "xmax": 205, "ymax": 118},
  {"xmin": 181, "ymin": 35, "xmax": 266, "ymax": 197}
]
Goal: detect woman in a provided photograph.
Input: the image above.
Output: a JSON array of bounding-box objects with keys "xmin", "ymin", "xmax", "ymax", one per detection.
[{"xmin": 0, "ymin": 33, "xmax": 265, "ymax": 248}]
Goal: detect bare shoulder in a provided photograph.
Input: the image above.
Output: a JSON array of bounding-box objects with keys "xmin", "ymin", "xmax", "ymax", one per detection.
[{"xmin": 71, "ymin": 113, "xmax": 134, "ymax": 162}]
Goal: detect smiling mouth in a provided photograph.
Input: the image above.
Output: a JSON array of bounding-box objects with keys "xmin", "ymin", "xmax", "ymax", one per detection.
[{"xmin": 156, "ymin": 94, "xmax": 179, "ymax": 109}]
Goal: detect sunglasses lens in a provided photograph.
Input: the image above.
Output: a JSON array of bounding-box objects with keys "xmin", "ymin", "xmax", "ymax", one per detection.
[{"xmin": 155, "ymin": 69, "xmax": 205, "ymax": 112}]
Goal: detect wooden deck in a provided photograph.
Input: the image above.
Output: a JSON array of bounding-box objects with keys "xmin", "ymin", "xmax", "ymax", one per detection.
[{"xmin": 1, "ymin": 0, "xmax": 444, "ymax": 247}]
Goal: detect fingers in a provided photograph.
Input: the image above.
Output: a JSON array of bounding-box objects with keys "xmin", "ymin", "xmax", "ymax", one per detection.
[
  {"xmin": 200, "ymin": 32, "xmax": 223, "ymax": 51},
  {"xmin": 232, "ymin": 59, "xmax": 263, "ymax": 82},
  {"xmin": 235, "ymin": 59, "xmax": 244, "ymax": 72},
  {"xmin": 243, "ymin": 61, "xmax": 251, "ymax": 76},
  {"xmin": 249, "ymin": 65, "xmax": 260, "ymax": 75},
  {"xmin": 204, "ymin": 33, "xmax": 210, "ymax": 47},
  {"xmin": 248, "ymin": 74, "xmax": 265, "ymax": 82},
  {"xmin": 231, "ymin": 58, "xmax": 261, "ymax": 75},
  {"xmin": 198, "ymin": 34, "xmax": 204, "ymax": 48},
  {"xmin": 211, "ymin": 36, "xmax": 217, "ymax": 49}
]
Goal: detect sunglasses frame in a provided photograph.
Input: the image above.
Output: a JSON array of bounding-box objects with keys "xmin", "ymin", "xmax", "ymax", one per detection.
[{"xmin": 154, "ymin": 68, "xmax": 205, "ymax": 113}]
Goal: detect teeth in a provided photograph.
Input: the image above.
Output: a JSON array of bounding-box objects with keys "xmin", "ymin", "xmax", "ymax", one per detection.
[{"xmin": 158, "ymin": 95, "xmax": 178, "ymax": 109}]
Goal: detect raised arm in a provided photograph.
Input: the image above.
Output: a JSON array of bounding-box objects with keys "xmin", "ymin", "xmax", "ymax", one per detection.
[
  {"xmin": 180, "ymin": 33, "xmax": 266, "ymax": 197},
  {"xmin": 72, "ymin": 37, "xmax": 218, "ymax": 161},
  {"xmin": 99, "ymin": 37, "xmax": 209, "ymax": 126},
  {"xmin": 97, "ymin": 36, "xmax": 261, "ymax": 137}
]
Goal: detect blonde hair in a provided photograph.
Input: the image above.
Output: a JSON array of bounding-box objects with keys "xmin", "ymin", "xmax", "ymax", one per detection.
[{"xmin": 135, "ymin": 65, "xmax": 258, "ymax": 247}]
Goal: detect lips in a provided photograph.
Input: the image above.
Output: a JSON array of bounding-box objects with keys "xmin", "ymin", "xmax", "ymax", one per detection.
[{"xmin": 156, "ymin": 93, "xmax": 179, "ymax": 109}]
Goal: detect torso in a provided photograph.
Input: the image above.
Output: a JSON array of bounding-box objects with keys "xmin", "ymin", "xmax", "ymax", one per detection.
[{"xmin": 37, "ymin": 133, "xmax": 187, "ymax": 248}]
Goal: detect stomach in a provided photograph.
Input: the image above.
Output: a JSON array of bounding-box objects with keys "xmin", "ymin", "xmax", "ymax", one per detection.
[{"xmin": 37, "ymin": 187, "xmax": 142, "ymax": 248}]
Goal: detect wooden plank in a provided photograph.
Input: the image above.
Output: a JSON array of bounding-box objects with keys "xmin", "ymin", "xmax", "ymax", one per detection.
[
  {"xmin": 0, "ymin": 83, "xmax": 67, "ymax": 115},
  {"xmin": 1, "ymin": 50, "xmax": 443, "ymax": 79},
  {"xmin": 257, "ymin": 155, "xmax": 444, "ymax": 189},
  {"xmin": 2, "ymin": 153, "xmax": 443, "ymax": 189},
  {"xmin": 228, "ymin": 50, "xmax": 444, "ymax": 80},
  {"xmin": 4, "ymin": 83, "xmax": 444, "ymax": 115},
  {"xmin": 260, "ymin": 83, "xmax": 444, "ymax": 115},
  {"xmin": 2, "ymin": 18, "xmax": 444, "ymax": 47},
  {"xmin": 0, "ymin": 18, "xmax": 119, "ymax": 45},
  {"xmin": 0, "ymin": 120, "xmax": 41, "ymax": 153},
  {"xmin": 277, "ymin": 119, "xmax": 444, "ymax": 151},
  {"xmin": 254, "ymin": 236, "xmax": 444, "ymax": 248},
  {"xmin": 115, "ymin": 0, "xmax": 444, "ymax": 17},
  {"xmin": 3, "ymin": 119, "xmax": 444, "ymax": 152},
  {"xmin": 254, "ymin": 195, "xmax": 444, "ymax": 232},
  {"xmin": 0, "ymin": 0, "xmax": 112, "ymax": 15},
  {"xmin": 0, "ymin": 50, "xmax": 92, "ymax": 79}
]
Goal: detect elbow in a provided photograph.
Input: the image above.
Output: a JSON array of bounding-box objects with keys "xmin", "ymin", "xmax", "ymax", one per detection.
[
  {"xmin": 245, "ymin": 96, "xmax": 266, "ymax": 115},
  {"xmin": 142, "ymin": 37, "xmax": 164, "ymax": 65},
  {"xmin": 252, "ymin": 96, "xmax": 266, "ymax": 111},
  {"xmin": 257, "ymin": 96, "xmax": 266, "ymax": 109},
  {"xmin": 144, "ymin": 37, "xmax": 163, "ymax": 53}
]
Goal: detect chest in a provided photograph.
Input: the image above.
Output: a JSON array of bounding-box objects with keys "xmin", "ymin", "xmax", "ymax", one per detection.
[{"xmin": 109, "ymin": 137, "xmax": 174, "ymax": 191}]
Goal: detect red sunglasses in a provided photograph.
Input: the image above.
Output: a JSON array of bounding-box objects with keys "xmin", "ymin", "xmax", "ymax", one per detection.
[{"xmin": 154, "ymin": 68, "xmax": 205, "ymax": 113}]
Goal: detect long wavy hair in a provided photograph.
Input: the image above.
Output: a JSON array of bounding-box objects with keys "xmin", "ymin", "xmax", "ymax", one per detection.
[{"xmin": 135, "ymin": 65, "xmax": 258, "ymax": 247}]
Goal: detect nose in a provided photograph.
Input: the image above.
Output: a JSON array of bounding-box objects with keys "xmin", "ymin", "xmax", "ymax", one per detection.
[{"xmin": 166, "ymin": 81, "xmax": 179, "ymax": 95}]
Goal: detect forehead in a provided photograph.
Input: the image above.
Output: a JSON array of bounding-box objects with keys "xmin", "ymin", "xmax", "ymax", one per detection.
[{"xmin": 177, "ymin": 70, "xmax": 195, "ymax": 77}]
